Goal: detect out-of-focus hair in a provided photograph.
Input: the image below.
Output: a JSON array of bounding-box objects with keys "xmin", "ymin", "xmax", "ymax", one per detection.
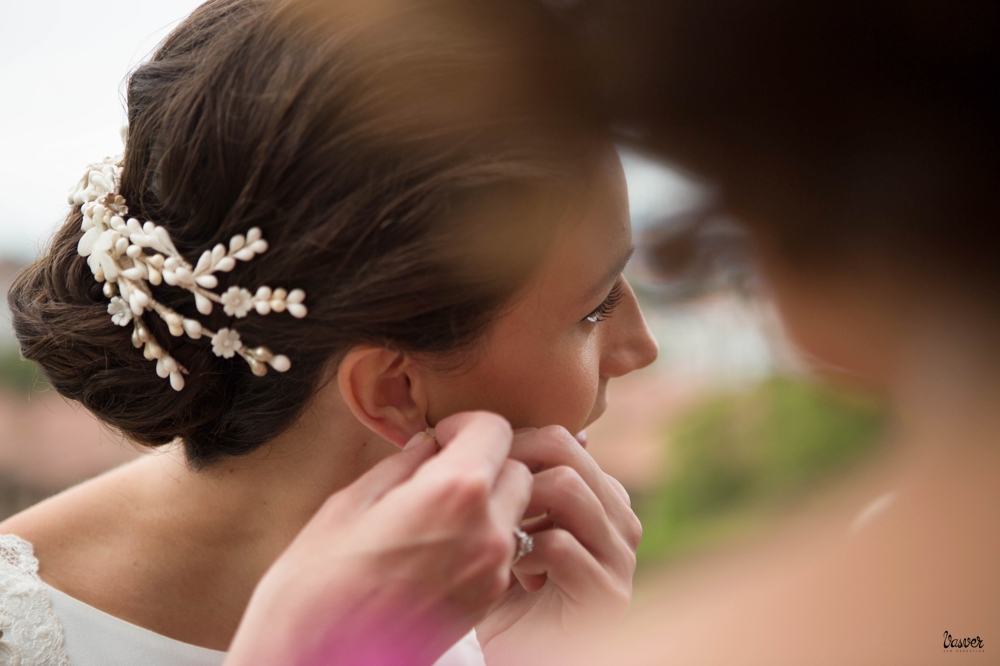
[{"xmin": 547, "ymin": 0, "xmax": 998, "ymax": 293}]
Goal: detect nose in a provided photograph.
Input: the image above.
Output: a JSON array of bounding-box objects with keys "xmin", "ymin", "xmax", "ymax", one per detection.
[{"xmin": 600, "ymin": 279, "xmax": 659, "ymax": 378}]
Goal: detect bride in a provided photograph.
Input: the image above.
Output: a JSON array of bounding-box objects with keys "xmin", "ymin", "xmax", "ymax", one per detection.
[{"xmin": 0, "ymin": 0, "xmax": 655, "ymax": 664}]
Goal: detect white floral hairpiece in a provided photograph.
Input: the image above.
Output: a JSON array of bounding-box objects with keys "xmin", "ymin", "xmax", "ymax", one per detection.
[{"xmin": 70, "ymin": 157, "xmax": 307, "ymax": 391}]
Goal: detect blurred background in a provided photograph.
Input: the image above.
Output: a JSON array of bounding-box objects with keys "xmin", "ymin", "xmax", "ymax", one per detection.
[{"xmin": 1, "ymin": 0, "xmax": 893, "ymax": 651}]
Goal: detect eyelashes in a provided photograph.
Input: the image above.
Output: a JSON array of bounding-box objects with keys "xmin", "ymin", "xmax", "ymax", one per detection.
[{"xmin": 584, "ymin": 279, "xmax": 625, "ymax": 324}]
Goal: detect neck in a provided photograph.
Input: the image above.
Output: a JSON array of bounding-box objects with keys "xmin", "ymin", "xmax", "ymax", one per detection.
[{"xmin": 140, "ymin": 383, "xmax": 397, "ymax": 562}]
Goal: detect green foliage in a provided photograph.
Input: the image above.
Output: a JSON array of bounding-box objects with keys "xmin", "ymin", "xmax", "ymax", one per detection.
[
  {"xmin": 636, "ymin": 376, "xmax": 885, "ymax": 563},
  {"xmin": 0, "ymin": 346, "xmax": 47, "ymax": 394}
]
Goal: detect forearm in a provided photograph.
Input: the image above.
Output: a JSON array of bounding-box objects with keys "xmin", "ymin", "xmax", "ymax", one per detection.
[{"xmin": 226, "ymin": 554, "xmax": 478, "ymax": 666}]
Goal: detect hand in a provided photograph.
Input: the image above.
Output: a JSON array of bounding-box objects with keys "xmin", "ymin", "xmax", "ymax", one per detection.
[
  {"xmin": 476, "ymin": 426, "xmax": 642, "ymax": 665},
  {"xmin": 225, "ymin": 411, "xmax": 532, "ymax": 666}
]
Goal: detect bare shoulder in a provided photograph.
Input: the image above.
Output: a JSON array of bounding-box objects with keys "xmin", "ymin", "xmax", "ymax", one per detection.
[
  {"xmin": 0, "ymin": 457, "xmax": 156, "ymax": 595},
  {"xmin": 0, "ymin": 451, "xmax": 252, "ymax": 649}
]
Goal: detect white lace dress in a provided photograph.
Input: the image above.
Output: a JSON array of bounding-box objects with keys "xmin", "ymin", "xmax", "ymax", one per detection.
[{"xmin": 0, "ymin": 535, "xmax": 485, "ymax": 666}]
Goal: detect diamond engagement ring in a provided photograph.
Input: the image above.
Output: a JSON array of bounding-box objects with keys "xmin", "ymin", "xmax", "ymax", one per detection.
[{"xmin": 512, "ymin": 527, "xmax": 534, "ymax": 565}]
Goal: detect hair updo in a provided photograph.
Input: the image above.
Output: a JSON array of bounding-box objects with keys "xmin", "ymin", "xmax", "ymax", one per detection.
[{"xmin": 7, "ymin": 0, "xmax": 591, "ymax": 466}]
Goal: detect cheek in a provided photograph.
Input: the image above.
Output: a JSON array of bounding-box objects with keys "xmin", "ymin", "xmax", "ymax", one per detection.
[
  {"xmin": 427, "ymin": 330, "xmax": 603, "ymax": 430},
  {"xmin": 508, "ymin": 335, "xmax": 602, "ymax": 428}
]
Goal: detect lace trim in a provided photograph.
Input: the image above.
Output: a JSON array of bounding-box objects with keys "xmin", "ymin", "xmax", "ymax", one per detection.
[
  {"xmin": 0, "ymin": 535, "xmax": 40, "ymax": 578},
  {"xmin": 0, "ymin": 534, "xmax": 71, "ymax": 666}
]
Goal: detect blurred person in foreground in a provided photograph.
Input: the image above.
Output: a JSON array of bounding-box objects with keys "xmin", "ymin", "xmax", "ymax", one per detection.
[
  {"xmin": 223, "ymin": 1, "xmax": 998, "ymax": 665},
  {"xmin": 557, "ymin": 0, "xmax": 997, "ymax": 664}
]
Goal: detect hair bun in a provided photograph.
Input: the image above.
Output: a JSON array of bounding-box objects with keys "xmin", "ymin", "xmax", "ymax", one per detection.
[{"xmin": 7, "ymin": 213, "xmax": 226, "ymax": 452}]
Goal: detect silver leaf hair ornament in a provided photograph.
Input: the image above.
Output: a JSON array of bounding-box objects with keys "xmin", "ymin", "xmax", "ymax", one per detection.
[{"xmin": 70, "ymin": 157, "xmax": 307, "ymax": 391}]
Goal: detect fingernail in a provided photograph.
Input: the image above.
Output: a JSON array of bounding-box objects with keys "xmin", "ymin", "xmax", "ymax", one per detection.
[{"xmin": 403, "ymin": 432, "xmax": 434, "ymax": 450}]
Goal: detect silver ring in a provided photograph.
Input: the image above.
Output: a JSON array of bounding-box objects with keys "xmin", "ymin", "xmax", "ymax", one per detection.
[{"xmin": 512, "ymin": 527, "xmax": 534, "ymax": 565}]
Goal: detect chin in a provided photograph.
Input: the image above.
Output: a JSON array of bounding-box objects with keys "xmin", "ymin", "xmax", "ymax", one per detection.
[{"xmin": 581, "ymin": 392, "xmax": 608, "ymax": 431}]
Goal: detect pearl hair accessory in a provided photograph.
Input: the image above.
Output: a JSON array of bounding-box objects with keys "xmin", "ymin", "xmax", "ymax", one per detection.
[{"xmin": 70, "ymin": 157, "xmax": 307, "ymax": 391}]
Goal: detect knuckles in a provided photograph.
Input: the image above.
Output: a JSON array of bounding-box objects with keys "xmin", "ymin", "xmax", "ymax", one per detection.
[
  {"xmin": 601, "ymin": 472, "xmax": 642, "ymax": 550},
  {"xmin": 458, "ymin": 525, "xmax": 514, "ymax": 598},
  {"xmin": 480, "ymin": 529, "xmax": 515, "ymax": 570},
  {"xmin": 604, "ymin": 472, "xmax": 632, "ymax": 508},
  {"xmin": 506, "ymin": 458, "xmax": 534, "ymax": 489},
  {"xmin": 544, "ymin": 528, "xmax": 578, "ymax": 560},
  {"xmin": 547, "ymin": 465, "xmax": 588, "ymax": 500},
  {"xmin": 538, "ymin": 424, "xmax": 578, "ymax": 450},
  {"xmin": 622, "ymin": 510, "xmax": 642, "ymax": 551}
]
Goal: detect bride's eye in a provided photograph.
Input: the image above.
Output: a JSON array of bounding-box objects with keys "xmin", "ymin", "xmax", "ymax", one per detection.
[{"xmin": 584, "ymin": 278, "xmax": 625, "ymax": 324}]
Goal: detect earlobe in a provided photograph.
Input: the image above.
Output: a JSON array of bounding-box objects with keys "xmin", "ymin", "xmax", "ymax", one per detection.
[{"xmin": 337, "ymin": 345, "xmax": 429, "ymax": 448}]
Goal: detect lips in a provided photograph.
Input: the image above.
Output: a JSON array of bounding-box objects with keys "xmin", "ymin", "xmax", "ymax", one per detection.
[{"xmin": 574, "ymin": 430, "xmax": 588, "ymax": 448}]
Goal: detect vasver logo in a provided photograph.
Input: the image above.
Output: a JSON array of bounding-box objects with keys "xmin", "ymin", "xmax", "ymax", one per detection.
[{"xmin": 943, "ymin": 631, "xmax": 984, "ymax": 653}]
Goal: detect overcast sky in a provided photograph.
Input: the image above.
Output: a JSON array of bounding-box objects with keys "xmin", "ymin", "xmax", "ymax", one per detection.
[
  {"xmin": 0, "ymin": 0, "xmax": 204, "ymax": 259},
  {"xmin": 0, "ymin": 0, "xmax": 696, "ymax": 261}
]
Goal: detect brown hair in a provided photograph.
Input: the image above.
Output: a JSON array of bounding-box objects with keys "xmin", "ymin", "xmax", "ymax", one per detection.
[{"xmin": 7, "ymin": 0, "xmax": 591, "ymax": 466}]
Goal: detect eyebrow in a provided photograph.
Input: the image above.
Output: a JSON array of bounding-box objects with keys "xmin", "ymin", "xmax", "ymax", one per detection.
[{"xmin": 584, "ymin": 245, "xmax": 635, "ymax": 303}]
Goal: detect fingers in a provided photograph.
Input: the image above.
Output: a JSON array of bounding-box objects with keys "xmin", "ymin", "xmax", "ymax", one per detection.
[
  {"xmin": 604, "ymin": 473, "xmax": 631, "ymax": 508},
  {"xmin": 510, "ymin": 426, "xmax": 638, "ymax": 545},
  {"xmin": 420, "ymin": 411, "xmax": 514, "ymax": 486},
  {"xmin": 334, "ymin": 432, "xmax": 439, "ymax": 512},
  {"xmin": 346, "ymin": 412, "xmax": 513, "ymax": 516},
  {"xmin": 526, "ymin": 467, "xmax": 632, "ymax": 575},
  {"xmin": 510, "ymin": 426, "xmax": 606, "ymax": 497},
  {"xmin": 490, "ymin": 459, "xmax": 534, "ymax": 533},
  {"xmin": 512, "ymin": 528, "xmax": 618, "ymax": 608},
  {"xmin": 603, "ymin": 473, "xmax": 642, "ymax": 550}
]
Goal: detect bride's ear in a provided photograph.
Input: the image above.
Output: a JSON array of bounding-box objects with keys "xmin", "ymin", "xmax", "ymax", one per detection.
[{"xmin": 336, "ymin": 345, "xmax": 430, "ymax": 448}]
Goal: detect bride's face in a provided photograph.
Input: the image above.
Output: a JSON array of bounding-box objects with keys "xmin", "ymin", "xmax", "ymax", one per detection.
[{"xmin": 420, "ymin": 148, "xmax": 659, "ymax": 438}]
